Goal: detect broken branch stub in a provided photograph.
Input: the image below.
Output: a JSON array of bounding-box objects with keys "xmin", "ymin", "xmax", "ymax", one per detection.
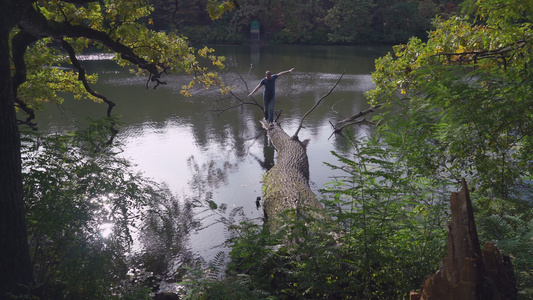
[{"xmin": 411, "ymin": 179, "xmax": 517, "ymax": 300}]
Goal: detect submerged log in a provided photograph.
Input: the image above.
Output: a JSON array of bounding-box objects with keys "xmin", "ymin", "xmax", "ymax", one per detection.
[
  {"xmin": 411, "ymin": 179, "xmax": 517, "ymax": 300},
  {"xmin": 260, "ymin": 119, "xmax": 323, "ymax": 231}
]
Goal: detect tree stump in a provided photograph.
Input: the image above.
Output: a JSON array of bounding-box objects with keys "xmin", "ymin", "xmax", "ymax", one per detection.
[
  {"xmin": 411, "ymin": 179, "xmax": 517, "ymax": 300},
  {"xmin": 260, "ymin": 120, "xmax": 323, "ymax": 231}
]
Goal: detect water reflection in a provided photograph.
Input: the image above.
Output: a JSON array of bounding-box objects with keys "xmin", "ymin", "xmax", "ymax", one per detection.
[
  {"xmin": 136, "ymin": 186, "xmax": 198, "ymax": 285},
  {"xmin": 260, "ymin": 134, "xmax": 276, "ymax": 171},
  {"xmin": 31, "ymin": 45, "xmax": 390, "ymax": 263}
]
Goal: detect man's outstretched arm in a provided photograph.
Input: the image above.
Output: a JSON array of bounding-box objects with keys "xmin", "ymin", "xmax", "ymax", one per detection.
[
  {"xmin": 277, "ymin": 68, "xmax": 294, "ymax": 76},
  {"xmin": 248, "ymin": 83, "xmax": 262, "ymax": 97}
]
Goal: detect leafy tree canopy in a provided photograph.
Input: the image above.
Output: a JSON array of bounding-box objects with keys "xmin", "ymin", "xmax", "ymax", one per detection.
[
  {"xmin": 367, "ymin": 0, "xmax": 533, "ymax": 199},
  {"xmin": 12, "ymin": 0, "xmax": 232, "ymax": 127}
]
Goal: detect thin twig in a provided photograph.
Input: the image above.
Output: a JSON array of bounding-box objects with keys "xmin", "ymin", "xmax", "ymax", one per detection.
[
  {"xmin": 208, "ymin": 62, "xmax": 264, "ymax": 117},
  {"xmin": 292, "ymin": 71, "xmax": 345, "ymax": 138}
]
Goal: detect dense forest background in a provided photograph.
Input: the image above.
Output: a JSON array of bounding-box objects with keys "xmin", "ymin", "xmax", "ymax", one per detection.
[{"xmin": 149, "ymin": 0, "xmax": 462, "ymax": 45}]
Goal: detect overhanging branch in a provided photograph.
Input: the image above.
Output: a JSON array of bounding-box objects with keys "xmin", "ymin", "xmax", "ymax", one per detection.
[
  {"xmin": 61, "ymin": 38, "xmax": 118, "ymax": 145},
  {"xmin": 19, "ymin": 5, "xmax": 166, "ymax": 88},
  {"xmin": 434, "ymin": 39, "xmax": 528, "ymax": 64},
  {"xmin": 60, "ymin": 39, "xmax": 116, "ymax": 117}
]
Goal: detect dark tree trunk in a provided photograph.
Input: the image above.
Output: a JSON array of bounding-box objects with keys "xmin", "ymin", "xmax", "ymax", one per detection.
[
  {"xmin": 261, "ymin": 120, "xmax": 323, "ymax": 231},
  {"xmin": 410, "ymin": 179, "xmax": 517, "ymax": 300},
  {"xmin": 0, "ymin": 2, "xmax": 35, "ymax": 298}
]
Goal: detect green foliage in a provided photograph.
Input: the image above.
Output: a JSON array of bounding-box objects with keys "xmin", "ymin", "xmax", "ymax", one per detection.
[
  {"xmin": 189, "ymin": 119, "xmax": 531, "ymax": 298},
  {"xmin": 366, "ymin": 0, "xmax": 533, "ymax": 294},
  {"xmin": 188, "ymin": 136, "xmax": 448, "ymax": 299},
  {"xmin": 473, "ymin": 196, "xmax": 533, "ymax": 296},
  {"xmin": 325, "ymin": 0, "xmax": 375, "ymax": 44},
  {"xmin": 379, "ymin": 1, "xmax": 426, "ymax": 44},
  {"xmin": 180, "ymin": 251, "xmax": 270, "ymax": 299},
  {"xmin": 150, "ymin": 0, "xmax": 461, "ymax": 45},
  {"xmin": 13, "ymin": 0, "xmax": 231, "ymax": 116},
  {"xmin": 198, "ymin": 129, "xmax": 530, "ymax": 298},
  {"xmin": 21, "ymin": 118, "xmax": 158, "ymax": 299},
  {"xmin": 206, "ymin": 0, "xmax": 239, "ymax": 20},
  {"xmin": 14, "ymin": 34, "xmax": 101, "ymax": 109},
  {"xmin": 180, "ymin": 25, "xmax": 244, "ymax": 46},
  {"xmin": 319, "ymin": 137, "xmax": 449, "ymax": 298},
  {"xmin": 368, "ymin": 1, "xmax": 533, "ymax": 199}
]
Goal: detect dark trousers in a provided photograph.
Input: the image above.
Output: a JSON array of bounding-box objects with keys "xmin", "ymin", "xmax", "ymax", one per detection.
[{"xmin": 264, "ymin": 95, "xmax": 275, "ymax": 123}]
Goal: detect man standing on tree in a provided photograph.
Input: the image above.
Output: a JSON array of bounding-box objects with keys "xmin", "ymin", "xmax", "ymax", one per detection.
[{"xmin": 249, "ymin": 68, "xmax": 294, "ymax": 126}]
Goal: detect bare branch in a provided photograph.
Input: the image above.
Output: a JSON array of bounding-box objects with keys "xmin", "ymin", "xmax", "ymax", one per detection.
[
  {"xmin": 332, "ymin": 119, "xmax": 374, "ymax": 134},
  {"xmin": 208, "ymin": 62, "xmax": 264, "ymax": 117},
  {"xmin": 337, "ymin": 104, "xmax": 382, "ymax": 124},
  {"xmin": 433, "ymin": 39, "xmax": 528, "ymax": 64},
  {"xmin": 209, "ymin": 89, "xmax": 263, "ymax": 117},
  {"xmin": 292, "ymin": 71, "xmax": 345, "ymax": 138},
  {"xmin": 331, "ymin": 104, "xmax": 381, "ymax": 134},
  {"xmin": 231, "ymin": 62, "xmax": 253, "ymax": 96}
]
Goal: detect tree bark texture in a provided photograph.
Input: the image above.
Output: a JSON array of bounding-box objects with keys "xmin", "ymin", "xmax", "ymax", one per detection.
[
  {"xmin": 410, "ymin": 179, "xmax": 517, "ymax": 300},
  {"xmin": 261, "ymin": 120, "xmax": 323, "ymax": 231},
  {"xmin": 0, "ymin": 3, "xmax": 35, "ymax": 297}
]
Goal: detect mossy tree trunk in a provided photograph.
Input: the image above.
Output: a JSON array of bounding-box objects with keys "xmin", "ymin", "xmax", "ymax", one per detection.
[{"xmin": 260, "ymin": 120, "xmax": 323, "ymax": 231}]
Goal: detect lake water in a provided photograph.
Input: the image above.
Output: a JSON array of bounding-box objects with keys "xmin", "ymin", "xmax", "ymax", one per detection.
[{"xmin": 33, "ymin": 45, "xmax": 391, "ymax": 262}]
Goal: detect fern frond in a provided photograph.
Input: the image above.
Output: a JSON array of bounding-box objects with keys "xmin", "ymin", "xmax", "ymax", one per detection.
[{"xmin": 207, "ymin": 251, "xmax": 227, "ymax": 281}]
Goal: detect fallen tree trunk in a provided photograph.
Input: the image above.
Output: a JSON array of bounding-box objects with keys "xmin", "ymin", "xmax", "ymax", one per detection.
[
  {"xmin": 259, "ymin": 73, "xmax": 343, "ymax": 231},
  {"xmin": 410, "ymin": 179, "xmax": 517, "ymax": 300},
  {"xmin": 260, "ymin": 119, "xmax": 323, "ymax": 231}
]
